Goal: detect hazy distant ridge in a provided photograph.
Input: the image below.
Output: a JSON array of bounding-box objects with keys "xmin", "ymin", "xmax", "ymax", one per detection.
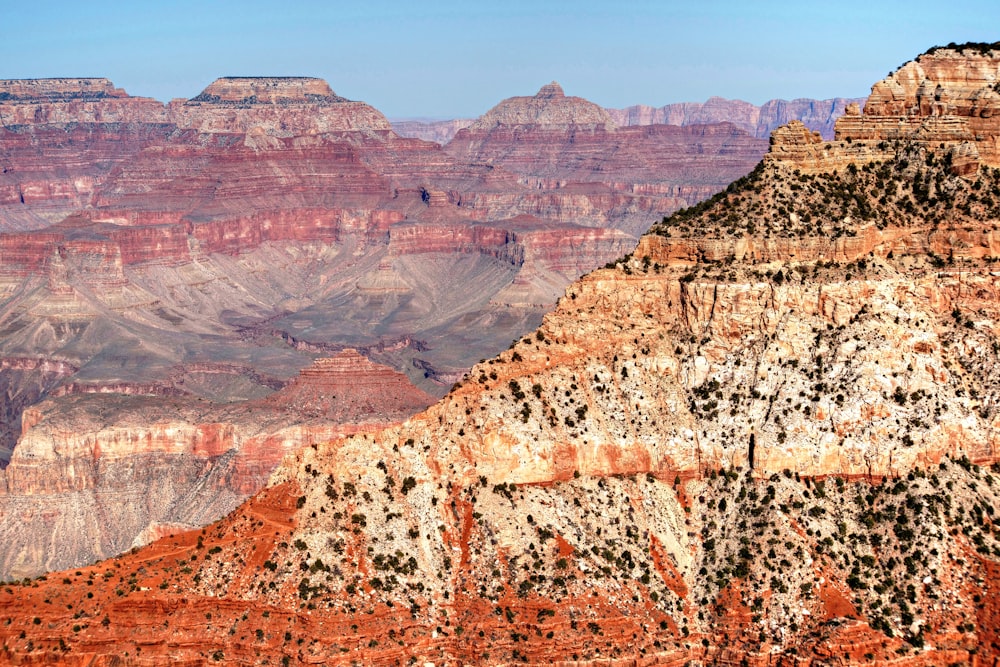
[{"xmin": 392, "ymin": 95, "xmax": 866, "ymax": 144}]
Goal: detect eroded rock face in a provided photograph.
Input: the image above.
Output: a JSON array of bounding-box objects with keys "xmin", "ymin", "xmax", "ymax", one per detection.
[
  {"xmin": 2, "ymin": 45, "xmax": 1000, "ymax": 665},
  {"xmin": 447, "ymin": 85, "xmax": 767, "ymax": 236},
  {"xmin": 394, "ymin": 95, "xmax": 860, "ymax": 146},
  {"xmin": 192, "ymin": 77, "xmax": 343, "ymax": 103},
  {"xmin": 171, "ymin": 77, "xmax": 394, "ymax": 134},
  {"xmin": 0, "ymin": 74, "xmax": 765, "ymax": 478},
  {"xmin": 468, "ymin": 81, "xmax": 616, "ymax": 131},
  {"xmin": 772, "ymin": 43, "xmax": 1000, "ymax": 173}
]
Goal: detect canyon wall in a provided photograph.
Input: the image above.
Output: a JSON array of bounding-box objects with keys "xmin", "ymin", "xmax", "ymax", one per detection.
[
  {"xmin": 393, "ymin": 95, "xmax": 864, "ymax": 145},
  {"xmin": 0, "ymin": 351, "xmax": 433, "ymax": 579}
]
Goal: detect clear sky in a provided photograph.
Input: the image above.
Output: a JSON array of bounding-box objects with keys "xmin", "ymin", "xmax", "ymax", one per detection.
[{"xmin": 2, "ymin": 0, "xmax": 997, "ymax": 119}]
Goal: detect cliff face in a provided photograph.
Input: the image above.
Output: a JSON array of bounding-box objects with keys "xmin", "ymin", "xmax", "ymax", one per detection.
[
  {"xmin": 607, "ymin": 95, "xmax": 866, "ymax": 140},
  {"xmin": 775, "ymin": 43, "xmax": 1000, "ymax": 173},
  {"xmin": 393, "ymin": 95, "xmax": 862, "ymax": 146},
  {"xmin": 170, "ymin": 77, "xmax": 393, "ymax": 134},
  {"xmin": 2, "ymin": 45, "xmax": 1000, "ymax": 665},
  {"xmin": 468, "ymin": 81, "xmax": 615, "ymax": 131},
  {"xmin": 446, "ymin": 83, "xmax": 767, "ymax": 236}
]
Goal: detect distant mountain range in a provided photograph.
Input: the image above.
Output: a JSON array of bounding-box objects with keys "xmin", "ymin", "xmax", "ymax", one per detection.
[{"xmin": 392, "ymin": 94, "xmax": 865, "ymax": 143}]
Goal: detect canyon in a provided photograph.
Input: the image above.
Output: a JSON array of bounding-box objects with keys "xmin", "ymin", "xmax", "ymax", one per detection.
[
  {"xmin": 0, "ymin": 74, "xmax": 776, "ymax": 579},
  {"xmin": 0, "ymin": 42, "xmax": 998, "ymax": 665}
]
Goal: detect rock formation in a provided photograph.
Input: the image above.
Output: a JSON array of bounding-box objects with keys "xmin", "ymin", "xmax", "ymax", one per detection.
[
  {"xmin": 466, "ymin": 81, "xmax": 615, "ymax": 131},
  {"xmin": 2, "ymin": 44, "xmax": 1000, "ymax": 665},
  {"xmin": 446, "ymin": 83, "xmax": 767, "ymax": 236},
  {"xmin": 393, "ymin": 95, "xmax": 863, "ymax": 146}
]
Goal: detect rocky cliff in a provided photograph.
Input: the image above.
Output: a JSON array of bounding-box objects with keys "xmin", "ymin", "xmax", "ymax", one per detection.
[
  {"xmin": 771, "ymin": 43, "xmax": 1000, "ymax": 174},
  {"xmin": 393, "ymin": 95, "xmax": 862, "ymax": 146},
  {"xmin": 468, "ymin": 81, "xmax": 615, "ymax": 131},
  {"xmin": 2, "ymin": 44, "xmax": 1000, "ymax": 665},
  {"xmin": 446, "ymin": 83, "xmax": 767, "ymax": 236}
]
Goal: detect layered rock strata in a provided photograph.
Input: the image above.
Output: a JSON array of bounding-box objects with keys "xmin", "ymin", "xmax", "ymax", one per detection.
[
  {"xmin": 393, "ymin": 96, "xmax": 863, "ymax": 146},
  {"xmin": 2, "ymin": 45, "xmax": 1000, "ymax": 665},
  {"xmin": 0, "ymin": 351, "xmax": 433, "ymax": 579},
  {"xmin": 0, "ymin": 73, "xmax": 770, "ymax": 578},
  {"xmin": 774, "ymin": 43, "xmax": 1000, "ymax": 173}
]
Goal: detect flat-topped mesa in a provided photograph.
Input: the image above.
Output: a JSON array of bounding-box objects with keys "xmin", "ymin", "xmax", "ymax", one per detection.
[
  {"xmin": 189, "ymin": 76, "xmax": 345, "ymax": 104},
  {"xmin": 468, "ymin": 80, "xmax": 617, "ymax": 131},
  {"xmin": 0, "ymin": 77, "xmax": 127, "ymax": 101},
  {"xmin": 0, "ymin": 78, "xmax": 167, "ymax": 126},
  {"xmin": 173, "ymin": 76, "xmax": 393, "ymax": 134},
  {"xmin": 768, "ymin": 43, "xmax": 1000, "ymax": 174}
]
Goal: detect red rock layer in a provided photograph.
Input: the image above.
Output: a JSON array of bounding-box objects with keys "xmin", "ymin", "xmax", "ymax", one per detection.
[
  {"xmin": 2, "ymin": 45, "xmax": 993, "ymax": 666},
  {"xmin": 0, "ymin": 351, "xmax": 433, "ymax": 578}
]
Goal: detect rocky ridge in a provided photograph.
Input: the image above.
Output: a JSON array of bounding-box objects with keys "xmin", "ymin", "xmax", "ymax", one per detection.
[
  {"xmin": 2, "ymin": 44, "xmax": 1000, "ymax": 665},
  {"xmin": 468, "ymin": 81, "xmax": 615, "ymax": 131},
  {"xmin": 446, "ymin": 83, "xmax": 767, "ymax": 237},
  {"xmin": 393, "ymin": 95, "xmax": 860, "ymax": 146}
]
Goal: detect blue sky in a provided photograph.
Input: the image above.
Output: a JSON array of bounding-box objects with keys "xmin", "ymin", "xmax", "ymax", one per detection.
[{"xmin": 2, "ymin": 0, "xmax": 997, "ymax": 118}]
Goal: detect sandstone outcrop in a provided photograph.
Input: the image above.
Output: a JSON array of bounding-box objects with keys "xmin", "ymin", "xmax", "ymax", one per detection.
[
  {"xmin": 771, "ymin": 42, "xmax": 1000, "ymax": 173},
  {"xmin": 170, "ymin": 77, "xmax": 394, "ymax": 135},
  {"xmin": 2, "ymin": 45, "xmax": 1000, "ymax": 665},
  {"xmin": 468, "ymin": 81, "xmax": 616, "ymax": 131}
]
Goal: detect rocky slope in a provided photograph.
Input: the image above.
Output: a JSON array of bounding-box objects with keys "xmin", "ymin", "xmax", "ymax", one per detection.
[
  {"xmin": 608, "ymin": 95, "xmax": 867, "ymax": 140},
  {"xmin": 1, "ymin": 43, "xmax": 1000, "ymax": 665}
]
